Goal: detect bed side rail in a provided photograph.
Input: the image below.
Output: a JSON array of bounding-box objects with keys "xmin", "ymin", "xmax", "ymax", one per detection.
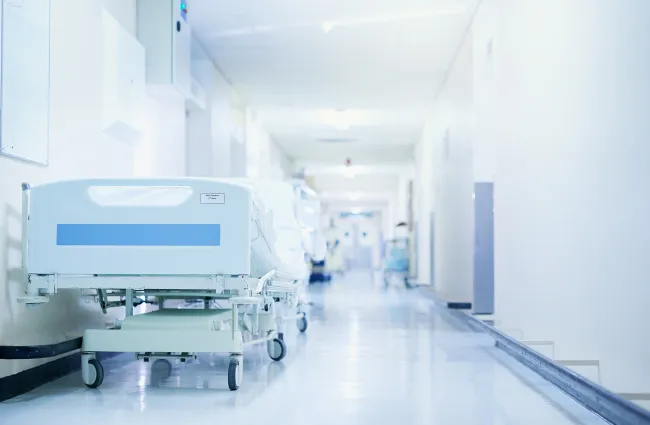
[{"xmin": 22, "ymin": 178, "xmax": 252, "ymax": 278}]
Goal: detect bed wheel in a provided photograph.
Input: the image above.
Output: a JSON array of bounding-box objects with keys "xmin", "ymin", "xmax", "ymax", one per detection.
[
  {"xmin": 267, "ymin": 337, "xmax": 287, "ymax": 362},
  {"xmin": 152, "ymin": 359, "xmax": 173, "ymax": 379},
  {"xmin": 297, "ymin": 314, "xmax": 308, "ymax": 333},
  {"xmin": 228, "ymin": 355, "xmax": 243, "ymax": 391},
  {"xmin": 84, "ymin": 358, "xmax": 104, "ymax": 389}
]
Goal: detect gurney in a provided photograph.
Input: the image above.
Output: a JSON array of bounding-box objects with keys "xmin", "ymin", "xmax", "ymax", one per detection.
[{"xmin": 18, "ymin": 177, "xmax": 312, "ymax": 391}]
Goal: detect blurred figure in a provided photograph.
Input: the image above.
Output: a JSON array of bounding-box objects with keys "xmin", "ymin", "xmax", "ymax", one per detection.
[
  {"xmin": 324, "ymin": 221, "xmax": 345, "ymax": 276},
  {"xmin": 383, "ymin": 222, "xmax": 411, "ymax": 288}
]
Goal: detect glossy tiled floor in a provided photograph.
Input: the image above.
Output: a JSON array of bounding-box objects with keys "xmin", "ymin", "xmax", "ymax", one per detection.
[{"xmin": 0, "ymin": 271, "xmax": 607, "ymax": 425}]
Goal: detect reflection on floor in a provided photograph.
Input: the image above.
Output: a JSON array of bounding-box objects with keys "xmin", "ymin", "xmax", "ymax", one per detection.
[{"xmin": 0, "ymin": 271, "xmax": 607, "ymax": 425}]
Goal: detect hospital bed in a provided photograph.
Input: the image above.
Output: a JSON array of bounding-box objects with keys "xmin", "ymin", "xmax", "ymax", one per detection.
[{"xmin": 18, "ymin": 177, "xmax": 312, "ymax": 391}]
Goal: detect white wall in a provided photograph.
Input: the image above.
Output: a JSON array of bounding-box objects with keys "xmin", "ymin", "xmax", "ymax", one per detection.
[
  {"xmin": 245, "ymin": 108, "xmax": 292, "ymax": 179},
  {"xmin": 137, "ymin": 95, "xmax": 187, "ymax": 177},
  {"xmin": 413, "ymin": 120, "xmax": 434, "ymax": 283},
  {"xmin": 491, "ymin": 0, "xmax": 650, "ymax": 394},
  {"xmin": 186, "ymin": 41, "xmax": 238, "ymax": 178},
  {"xmin": 386, "ymin": 198, "xmax": 396, "ymax": 239},
  {"xmin": 394, "ymin": 176, "xmax": 411, "ymax": 223},
  {"xmin": 386, "ymin": 174, "xmax": 410, "ymax": 241},
  {"xmin": 415, "ymin": 32, "xmax": 474, "ymax": 301},
  {"xmin": 0, "ymin": 0, "xmax": 187, "ymax": 378},
  {"xmin": 472, "ymin": 0, "xmax": 496, "ymax": 183},
  {"xmin": 229, "ymin": 106, "xmax": 248, "ymax": 177}
]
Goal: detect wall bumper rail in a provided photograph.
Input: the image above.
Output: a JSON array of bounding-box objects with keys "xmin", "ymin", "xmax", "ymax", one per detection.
[
  {"xmin": 0, "ymin": 337, "xmax": 82, "ymax": 360},
  {"xmin": 419, "ymin": 288, "xmax": 650, "ymax": 425}
]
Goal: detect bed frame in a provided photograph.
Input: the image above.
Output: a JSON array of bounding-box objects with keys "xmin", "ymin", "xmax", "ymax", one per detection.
[{"xmin": 18, "ymin": 178, "xmax": 308, "ymax": 391}]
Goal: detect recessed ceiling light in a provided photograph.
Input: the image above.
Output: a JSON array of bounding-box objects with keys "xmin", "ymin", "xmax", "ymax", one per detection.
[
  {"xmin": 322, "ymin": 22, "xmax": 334, "ymax": 33},
  {"xmin": 316, "ymin": 137, "xmax": 357, "ymax": 143}
]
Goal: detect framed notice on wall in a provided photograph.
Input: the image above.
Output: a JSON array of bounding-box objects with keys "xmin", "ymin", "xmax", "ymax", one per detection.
[{"xmin": 0, "ymin": 0, "xmax": 51, "ymax": 165}]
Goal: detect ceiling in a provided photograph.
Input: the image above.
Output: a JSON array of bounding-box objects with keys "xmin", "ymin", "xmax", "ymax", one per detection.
[
  {"xmin": 190, "ymin": 0, "xmax": 475, "ymax": 196},
  {"xmin": 256, "ymin": 107, "xmax": 422, "ymax": 165}
]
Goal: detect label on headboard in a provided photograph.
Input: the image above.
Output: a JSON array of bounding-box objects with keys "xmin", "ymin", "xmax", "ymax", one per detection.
[{"xmin": 200, "ymin": 193, "xmax": 225, "ymax": 204}]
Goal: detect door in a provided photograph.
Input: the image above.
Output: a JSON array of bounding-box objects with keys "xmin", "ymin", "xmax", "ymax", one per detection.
[{"xmin": 473, "ymin": 182, "xmax": 495, "ymax": 314}]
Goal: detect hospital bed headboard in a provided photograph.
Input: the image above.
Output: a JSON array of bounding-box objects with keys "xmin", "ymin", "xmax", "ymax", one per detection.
[{"xmin": 23, "ymin": 178, "xmax": 252, "ymax": 276}]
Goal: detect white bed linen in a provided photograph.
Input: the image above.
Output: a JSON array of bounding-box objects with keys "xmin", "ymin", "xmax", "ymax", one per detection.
[{"xmin": 227, "ymin": 179, "xmax": 309, "ymax": 280}]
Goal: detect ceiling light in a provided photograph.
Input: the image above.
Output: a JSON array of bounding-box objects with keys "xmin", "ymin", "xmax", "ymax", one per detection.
[
  {"xmin": 317, "ymin": 137, "xmax": 357, "ymax": 143},
  {"xmin": 334, "ymin": 109, "xmax": 351, "ymax": 130},
  {"xmin": 349, "ymin": 193, "xmax": 359, "ymax": 201},
  {"xmin": 314, "ymin": 109, "xmax": 362, "ymax": 130},
  {"xmin": 322, "ymin": 22, "xmax": 334, "ymax": 33}
]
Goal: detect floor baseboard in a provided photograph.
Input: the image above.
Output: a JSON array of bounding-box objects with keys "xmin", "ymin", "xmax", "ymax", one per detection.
[{"xmin": 0, "ymin": 351, "xmax": 119, "ymax": 403}]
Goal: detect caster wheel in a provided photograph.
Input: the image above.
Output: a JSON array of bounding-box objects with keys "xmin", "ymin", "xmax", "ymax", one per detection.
[
  {"xmin": 152, "ymin": 359, "xmax": 173, "ymax": 379},
  {"xmin": 228, "ymin": 358, "xmax": 242, "ymax": 391},
  {"xmin": 267, "ymin": 337, "xmax": 287, "ymax": 361},
  {"xmin": 84, "ymin": 359, "xmax": 104, "ymax": 388},
  {"xmin": 297, "ymin": 315, "xmax": 308, "ymax": 333}
]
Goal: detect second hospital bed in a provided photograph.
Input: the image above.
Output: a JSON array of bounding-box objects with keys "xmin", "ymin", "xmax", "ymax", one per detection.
[{"xmin": 18, "ymin": 177, "xmax": 316, "ymax": 391}]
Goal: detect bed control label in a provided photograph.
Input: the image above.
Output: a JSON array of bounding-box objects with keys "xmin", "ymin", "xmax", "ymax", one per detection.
[{"xmin": 200, "ymin": 193, "xmax": 225, "ymax": 204}]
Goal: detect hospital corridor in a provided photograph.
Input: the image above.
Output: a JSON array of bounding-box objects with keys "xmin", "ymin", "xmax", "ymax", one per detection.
[{"xmin": 1, "ymin": 0, "xmax": 650, "ymax": 424}]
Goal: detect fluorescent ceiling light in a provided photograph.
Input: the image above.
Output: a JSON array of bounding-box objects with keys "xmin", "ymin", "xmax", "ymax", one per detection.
[{"xmin": 311, "ymin": 109, "xmax": 373, "ymax": 130}]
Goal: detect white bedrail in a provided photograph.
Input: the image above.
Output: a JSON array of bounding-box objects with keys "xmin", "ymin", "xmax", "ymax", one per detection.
[{"xmin": 255, "ymin": 270, "xmax": 277, "ymax": 295}]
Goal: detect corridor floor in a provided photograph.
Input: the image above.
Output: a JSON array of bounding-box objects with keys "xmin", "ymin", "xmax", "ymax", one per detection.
[{"xmin": 0, "ymin": 272, "xmax": 607, "ymax": 425}]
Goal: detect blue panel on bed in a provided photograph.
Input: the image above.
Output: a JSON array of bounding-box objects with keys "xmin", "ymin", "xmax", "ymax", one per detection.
[{"xmin": 56, "ymin": 224, "xmax": 221, "ymax": 247}]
